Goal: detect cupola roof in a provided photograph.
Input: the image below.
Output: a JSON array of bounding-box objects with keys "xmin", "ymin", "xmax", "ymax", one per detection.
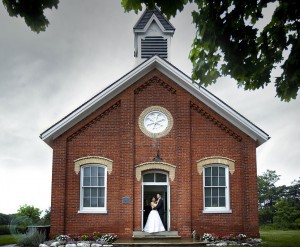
[{"xmin": 133, "ymin": 6, "xmax": 175, "ymax": 32}]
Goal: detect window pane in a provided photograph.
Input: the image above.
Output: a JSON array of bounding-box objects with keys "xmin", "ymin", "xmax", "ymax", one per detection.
[
  {"xmin": 219, "ymin": 197, "xmax": 225, "ymax": 207},
  {"xmin": 219, "ymin": 188, "xmax": 225, "ymax": 197},
  {"xmin": 98, "ymin": 198, "xmax": 104, "ymax": 207},
  {"xmin": 212, "ymin": 167, "xmax": 218, "ymax": 176},
  {"xmin": 84, "ymin": 167, "xmax": 91, "ymax": 176},
  {"xmin": 205, "ymin": 177, "xmax": 211, "ymax": 186},
  {"xmin": 212, "ymin": 197, "xmax": 218, "ymax": 207},
  {"xmin": 212, "ymin": 187, "xmax": 218, "ymax": 196},
  {"xmin": 219, "ymin": 177, "xmax": 225, "ymax": 186},
  {"xmin": 205, "ymin": 196, "xmax": 211, "ymax": 207},
  {"xmin": 219, "ymin": 167, "xmax": 225, "ymax": 176},
  {"xmin": 83, "ymin": 198, "xmax": 90, "ymax": 207},
  {"xmin": 83, "ymin": 177, "xmax": 90, "ymax": 186},
  {"xmin": 99, "ymin": 188, "xmax": 105, "ymax": 197},
  {"xmin": 212, "ymin": 177, "xmax": 218, "ymax": 186},
  {"xmin": 91, "ymin": 188, "xmax": 97, "ymax": 197},
  {"xmin": 98, "ymin": 167, "xmax": 104, "ymax": 176},
  {"xmin": 205, "ymin": 167, "xmax": 211, "ymax": 176},
  {"xmin": 91, "ymin": 177, "xmax": 97, "ymax": 186},
  {"xmin": 143, "ymin": 173, "xmax": 154, "ymax": 182},
  {"xmin": 91, "ymin": 198, "xmax": 98, "ymax": 207},
  {"xmin": 84, "ymin": 188, "xmax": 91, "ymax": 197},
  {"xmin": 98, "ymin": 177, "xmax": 104, "ymax": 186},
  {"xmin": 156, "ymin": 173, "xmax": 167, "ymax": 182},
  {"xmin": 91, "ymin": 166, "xmax": 97, "ymax": 176},
  {"xmin": 205, "ymin": 188, "xmax": 211, "ymax": 197}
]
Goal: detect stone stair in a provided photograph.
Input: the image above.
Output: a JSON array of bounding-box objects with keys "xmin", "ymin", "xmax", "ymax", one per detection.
[
  {"xmin": 132, "ymin": 231, "xmax": 181, "ymax": 239},
  {"xmin": 113, "ymin": 231, "xmax": 207, "ymax": 246}
]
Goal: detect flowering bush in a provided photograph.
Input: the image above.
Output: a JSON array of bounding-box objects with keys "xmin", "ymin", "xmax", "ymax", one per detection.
[
  {"xmin": 201, "ymin": 233, "xmax": 215, "ymax": 242},
  {"xmin": 91, "ymin": 232, "xmax": 102, "ymax": 240},
  {"xmin": 237, "ymin": 233, "xmax": 247, "ymax": 241},
  {"xmin": 56, "ymin": 235, "xmax": 70, "ymax": 242},
  {"xmin": 96, "ymin": 234, "xmax": 117, "ymax": 244},
  {"xmin": 54, "ymin": 232, "xmax": 117, "ymax": 243},
  {"xmin": 79, "ymin": 234, "xmax": 90, "ymax": 241},
  {"xmin": 199, "ymin": 232, "xmax": 250, "ymax": 243},
  {"xmin": 192, "ymin": 232, "xmax": 260, "ymax": 246},
  {"xmin": 67, "ymin": 234, "xmax": 81, "ymax": 242},
  {"xmin": 222, "ymin": 233, "xmax": 236, "ymax": 241}
]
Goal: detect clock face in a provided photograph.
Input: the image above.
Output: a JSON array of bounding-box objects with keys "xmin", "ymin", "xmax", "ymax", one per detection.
[
  {"xmin": 144, "ymin": 111, "xmax": 169, "ymax": 134},
  {"xmin": 139, "ymin": 106, "xmax": 173, "ymax": 138}
]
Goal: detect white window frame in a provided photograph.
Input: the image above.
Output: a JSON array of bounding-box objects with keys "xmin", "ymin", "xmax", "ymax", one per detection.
[
  {"xmin": 78, "ymin": 164, "xmax": 107, "ymax": 214},
  {"xmin": 203, "ymin": 164, "xmax": 232, "ymax": 214}
]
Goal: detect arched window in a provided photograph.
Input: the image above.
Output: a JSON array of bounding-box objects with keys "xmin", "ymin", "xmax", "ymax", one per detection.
[
  {"xmin": 203, "ymin": 165, "xmax": 231, "ymax": 213},
  {"xmin": 143, "ymin": 172, "xmax": 167, "ymax": 183},
  {"xmin": 79, "ymin": 164, "xmax": 107, "ymax": 213}
]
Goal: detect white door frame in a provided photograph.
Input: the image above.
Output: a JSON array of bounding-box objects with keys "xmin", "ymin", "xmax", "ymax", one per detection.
[{"xmin": 141, "ymin": 171, "xmax": 170, "ymax": 231}]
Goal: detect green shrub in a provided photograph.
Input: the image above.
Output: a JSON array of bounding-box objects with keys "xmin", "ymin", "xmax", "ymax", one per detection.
[
  {"xmin": 273, "ymin": 200, "xmax": 300, "ymax": 229},
  {"xmin": 16, "ymin": 225, "xmax": 28, "ymax": 234},
  {"xmin": 8, "ymin": 224, "xmax": 27, "ymax": 235},
  {"xmin": 260, "ymin": 224, "xmax": 278, "ymax": 231},
  {"xmin": 17, "ymin": 230, "xmax": 46, "ymax": 247},
  {"xmin": 0, "ymin": 225, "xmax": 10, "ymax": 235},
  {"xmin": 295, "ymin": 218, "xmax": 300, "ymax": 229},
  {"xmin": 9, "ymin": 216, "xmax": 33, "ymax": 235}
]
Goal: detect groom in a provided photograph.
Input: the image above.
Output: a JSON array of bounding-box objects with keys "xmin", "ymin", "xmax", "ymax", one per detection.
[{"xmin": 154, "ymin": 193, "xmax": 164, "ymax": 222}]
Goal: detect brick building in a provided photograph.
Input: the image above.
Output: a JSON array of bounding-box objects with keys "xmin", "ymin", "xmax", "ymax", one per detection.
[{"xmin": 40, "ymin": 8, "xmax": 269, "ymax": 239}]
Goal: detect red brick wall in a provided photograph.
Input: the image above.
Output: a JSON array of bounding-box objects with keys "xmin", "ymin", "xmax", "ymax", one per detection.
[
  {"xmin": 50, "ymin": 69, "xmax": 259, "ymax": 238},
  {"xmin": 190, "ymin": 98, "xmax": 259, "ymax": 237}
]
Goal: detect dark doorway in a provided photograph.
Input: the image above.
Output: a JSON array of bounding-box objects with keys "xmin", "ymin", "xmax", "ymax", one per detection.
[{"xmin": 143, "ymin": 184, "xmax": 168, "ymax": 230}]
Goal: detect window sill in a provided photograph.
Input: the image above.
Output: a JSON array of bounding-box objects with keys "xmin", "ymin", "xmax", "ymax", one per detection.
[
  {"xmin": 203, "ymin": 209, "xmax": 232, "ymax": 214},
  {"xmin": 78, "ymin": 210, "xmax": 107, "ymax": 214}
]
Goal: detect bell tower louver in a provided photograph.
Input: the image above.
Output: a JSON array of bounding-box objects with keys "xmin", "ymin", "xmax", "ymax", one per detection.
[{"xmin": 133, "ymin": 7, "xmax": 175, "ymax": 63}]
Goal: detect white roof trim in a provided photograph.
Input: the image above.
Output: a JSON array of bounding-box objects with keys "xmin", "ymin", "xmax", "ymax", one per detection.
[{"xmin": 40, "ymin": 56, "xmax": 269, "ymax": 147}]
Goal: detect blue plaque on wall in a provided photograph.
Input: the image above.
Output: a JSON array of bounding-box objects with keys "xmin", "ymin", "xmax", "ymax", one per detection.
[{"xmin": 122, "ymin": 196, "xmax": 130, "ymax": 204}]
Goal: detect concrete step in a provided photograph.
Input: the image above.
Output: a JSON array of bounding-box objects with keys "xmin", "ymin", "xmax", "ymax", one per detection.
[
  {"xmin": 114, "ymin": 237, "xmax": 207, "ymax": 246},
  {"xmin": 132, "ymin": 231, "xmax": 181, "ymax": 239}
]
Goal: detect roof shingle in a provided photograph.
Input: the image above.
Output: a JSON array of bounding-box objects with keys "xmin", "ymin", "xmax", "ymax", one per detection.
[{"xmin": 133, "ymin": 7, "xmax": 175, "ymax": 31}]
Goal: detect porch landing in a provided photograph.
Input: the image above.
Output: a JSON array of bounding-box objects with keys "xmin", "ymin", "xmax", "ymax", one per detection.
[
  {"xmin": 132, "ymin": 231, "xmax": 181, "ymax": 239},
  {"xmin": 113, "ymin": 232, "xmax": 206, "ymax": 246},
  {"xmin": 113, "ymin": 238, "xmax": 206, "ymax": 246}
]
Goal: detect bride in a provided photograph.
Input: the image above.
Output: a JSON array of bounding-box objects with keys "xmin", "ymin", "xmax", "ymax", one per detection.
[{"xmin": 143, "ymin": 196, "xmax": 165, "ymax": 233}]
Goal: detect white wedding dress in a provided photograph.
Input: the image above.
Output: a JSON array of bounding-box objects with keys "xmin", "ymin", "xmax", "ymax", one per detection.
[{"xmin": 144, "ymin": 203, "xmax": 165, "ymax": 233}]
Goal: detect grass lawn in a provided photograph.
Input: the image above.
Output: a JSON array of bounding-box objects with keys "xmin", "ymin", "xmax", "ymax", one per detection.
[
  {"xmin": 0, "ymin": 234, "xmax": 20, "ymax": 246},
  {"xmin": 260, "ymin": 230, "xmax": 300, "ymax": 247}
]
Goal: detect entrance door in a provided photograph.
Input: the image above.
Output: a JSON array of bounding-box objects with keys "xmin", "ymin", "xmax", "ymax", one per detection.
[{"xmin": 142, "ymin": 171, "xmax": 170, "ymax": 230}]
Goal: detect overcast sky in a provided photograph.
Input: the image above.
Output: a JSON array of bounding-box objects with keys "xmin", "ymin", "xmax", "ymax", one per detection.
[{"xmin": 0, "ymin": 1, "xmax": 299, "ymax": 215}]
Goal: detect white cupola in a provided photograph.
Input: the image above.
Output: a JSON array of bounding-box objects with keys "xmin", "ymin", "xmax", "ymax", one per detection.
[{"xmin": 133, "ymin": 7, "xmax": 175, "ymax": 64}]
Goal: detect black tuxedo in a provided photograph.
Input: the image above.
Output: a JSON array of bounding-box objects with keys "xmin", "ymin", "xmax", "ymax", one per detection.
[{"xmin": 155, "ymin": 198, "xmax": 164, "ymax": 221}]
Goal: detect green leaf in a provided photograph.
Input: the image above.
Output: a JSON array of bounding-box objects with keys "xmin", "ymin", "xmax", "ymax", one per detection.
[{"xmin": 2, "ymin": 0, "xmax": 59, "ymax": 33}]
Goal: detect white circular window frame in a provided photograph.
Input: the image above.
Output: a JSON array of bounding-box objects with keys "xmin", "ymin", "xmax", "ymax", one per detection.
[{"xmin": 138, "ymin": 106, "xmax": 173, "ymax": 138}]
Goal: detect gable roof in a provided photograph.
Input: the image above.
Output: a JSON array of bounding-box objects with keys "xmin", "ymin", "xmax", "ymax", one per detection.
[
  {"xmin": 40, "ymin": 55, "xmax": 269, "ymax": 147},
  {"xmin": 133, "ymin": 6, "xmax": 175, "ymax": 32}
]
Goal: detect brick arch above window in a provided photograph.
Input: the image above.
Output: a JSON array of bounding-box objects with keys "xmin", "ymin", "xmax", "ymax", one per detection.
[
  {"xmin": 74, "ymin": 156, "xmax": 113, "ymax": 175},
  {"xmin": 135, "ymin": 162, "xmax": 176, "ymax": 181},
  {"xmin": 197, "ymin": 156, "xmax": 235, "ymax": 175}
]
